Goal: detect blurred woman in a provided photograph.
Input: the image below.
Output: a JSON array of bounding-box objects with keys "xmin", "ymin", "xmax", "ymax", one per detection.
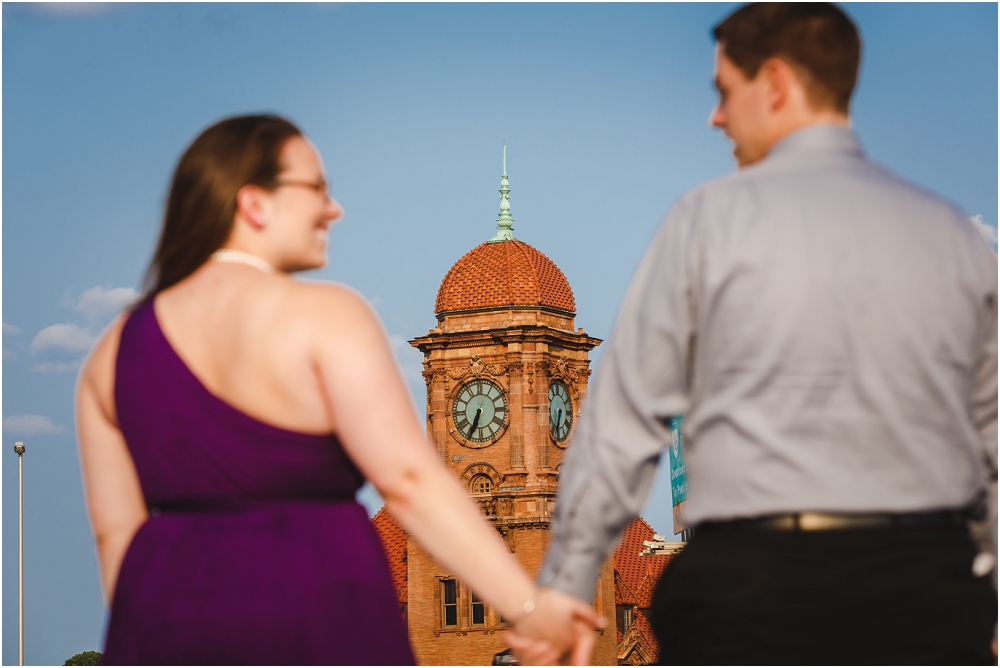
[{"xmin": 76, "ymin": 115, "xmax": 596, "ymax": 665}]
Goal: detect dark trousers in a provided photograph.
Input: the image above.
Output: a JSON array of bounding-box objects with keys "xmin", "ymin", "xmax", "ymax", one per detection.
[{"xmin": 650, "ymin": 521, "xmax": 996, "ymax": 665}]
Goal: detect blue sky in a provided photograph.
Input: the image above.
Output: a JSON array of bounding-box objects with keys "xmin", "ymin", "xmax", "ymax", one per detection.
[{"xmin": 2, "ymin": 3, "xmax": 997, "ymax": 664}]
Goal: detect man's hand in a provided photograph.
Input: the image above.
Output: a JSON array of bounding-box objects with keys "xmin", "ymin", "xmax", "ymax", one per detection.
[{"xmin": 506, "ymin": 588, "xmax": 603, "ymax": 665}]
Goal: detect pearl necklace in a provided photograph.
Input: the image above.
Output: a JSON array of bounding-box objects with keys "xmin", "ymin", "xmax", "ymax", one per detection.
[{"xmin": 210, "ymin": 249, "xmax": 274, "ymax": 274}]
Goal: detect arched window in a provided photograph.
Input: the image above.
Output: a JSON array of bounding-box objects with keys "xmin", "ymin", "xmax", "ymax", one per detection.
[{"xmin": 470, "ymin": 474, "xmax": 493, "ymax": 494}]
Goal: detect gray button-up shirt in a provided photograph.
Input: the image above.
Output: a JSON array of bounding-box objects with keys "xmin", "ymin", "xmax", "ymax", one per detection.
[{"xmin": 539, "ymin": 125, "xmax": 998, "ymax": 602}]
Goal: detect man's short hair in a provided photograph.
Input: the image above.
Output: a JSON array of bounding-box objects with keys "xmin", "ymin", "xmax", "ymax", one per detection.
[{"xmin": 713, "ymin": 3, "xmax": 861, "ymax": 113}]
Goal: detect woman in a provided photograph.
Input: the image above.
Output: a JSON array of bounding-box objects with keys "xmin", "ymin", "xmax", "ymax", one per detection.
[{"xmin": 76, "ymin": 115, "xmax": 597, "ymax": 665}]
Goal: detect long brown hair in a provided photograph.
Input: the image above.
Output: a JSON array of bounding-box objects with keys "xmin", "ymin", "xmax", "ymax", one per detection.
[{"xmin": 142, "ymin": 114, "xmax": 302, "ymax": 297}]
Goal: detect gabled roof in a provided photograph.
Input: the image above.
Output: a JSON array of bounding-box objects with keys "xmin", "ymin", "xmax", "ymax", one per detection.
[
  {"xmin": 632, "ymin": 609, "xmax": 658, "ymax": 659},
  {"xmin": 617, "ymin": 608, "xmax": 658, "ymax": 665},
  {"xmin": 372, "ymin": 506, "xmax": 407, "ymax": 604},
  {"xmin": 613, "ymin": 518, "xmax": 677, "ymax": 663}
]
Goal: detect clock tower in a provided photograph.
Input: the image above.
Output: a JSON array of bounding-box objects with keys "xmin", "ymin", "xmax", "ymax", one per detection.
[{"xmin": 402, "ymin": 147, "xmax": 616, "ymax": 665}]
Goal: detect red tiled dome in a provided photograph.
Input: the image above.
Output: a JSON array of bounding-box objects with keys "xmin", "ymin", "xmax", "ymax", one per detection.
[{"xmin": 435, "ymin": 240, "xmax": 576, "ymax": 315}]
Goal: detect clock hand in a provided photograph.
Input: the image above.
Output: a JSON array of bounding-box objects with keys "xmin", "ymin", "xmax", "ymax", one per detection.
[
  {"xmin": 556, "ymin": 409, "xmax": 563, "ymax": 429},
  {"xmin": 469, "ymin": 408, "xmax": 482, "ymax": 434}
]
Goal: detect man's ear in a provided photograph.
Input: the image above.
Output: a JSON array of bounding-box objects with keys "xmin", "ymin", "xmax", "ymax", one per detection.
[
  {"xmin": 761, "ymin": 57, "xmax": 791, "ymax": 113},
  {"xmin": 236, "ymin": 184, "xmax": 268, "ymax": 229}
]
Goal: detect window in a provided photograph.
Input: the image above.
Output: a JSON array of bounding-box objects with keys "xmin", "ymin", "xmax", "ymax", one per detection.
[
  {"xmin": 442, "ymin": 579, "xmax": 458, "ymax": 626},
  {"xmin": 470, "ymin": 474, "xmax": 492, "ymax": 494},
  {"xmin": 471, "ymin": 591, "xmax": 486, "ymax": 625},
  {"xmin": 616, "ymin": 604, "xmax": 636, "ymax": 631}
]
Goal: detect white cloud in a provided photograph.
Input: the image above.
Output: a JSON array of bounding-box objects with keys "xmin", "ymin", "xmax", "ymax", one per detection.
[
  {"xmin": 25, "ymin": 286, "xmax": 135, "ymax": 361},
  {"xmin": 3, "ymin": 323, "xmax": 22, "ymax": 335},
  {"xmin": 31, "ymin": 360, "xmax": 82, "ymax": 374},
  {"xmin": 76, "ymin": 286, "xmax": 138, "ymax": 320},
  {"xmin": 4, "ymin": 414, "xmax": 64, "ymax": 436},
  {"xmin": 970, "ymin": 215, "xmax": 998, "ymax": 250},
  {"xmin": 31, "ymin": 323, "xmax": 97, "ymax": 354}
]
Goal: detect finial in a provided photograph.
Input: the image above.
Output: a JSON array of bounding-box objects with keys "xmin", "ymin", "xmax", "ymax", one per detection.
[{"xmin": 489, "ymin": 143, "xmax": 515, "ymax": 243}]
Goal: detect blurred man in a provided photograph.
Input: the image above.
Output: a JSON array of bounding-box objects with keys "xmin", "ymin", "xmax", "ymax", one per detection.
[{"xmin": 514, "ymin": 3, "xmax": 997, "ymax": 664}]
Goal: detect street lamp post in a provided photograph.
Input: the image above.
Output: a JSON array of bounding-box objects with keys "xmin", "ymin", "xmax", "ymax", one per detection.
[{"xmin": 14, "ymin": 441, "xmax": 25, "ymax": 667}]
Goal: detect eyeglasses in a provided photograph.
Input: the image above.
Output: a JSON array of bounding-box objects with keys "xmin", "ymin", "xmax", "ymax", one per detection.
[{"xmin": 273, "ymin": 178, "xmax": 332, "ymax": 201}]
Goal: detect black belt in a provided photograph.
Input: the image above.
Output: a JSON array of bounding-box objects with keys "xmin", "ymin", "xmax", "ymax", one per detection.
[{"xmin": 700, "ymin": 508, "xmax": 971, "ymax": 532}]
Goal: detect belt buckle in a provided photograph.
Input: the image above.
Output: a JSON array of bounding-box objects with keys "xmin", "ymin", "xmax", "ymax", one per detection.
[
  {"xmin": 797, "ymin": 513, "xmax": 845, "ymax": 531},
  {"xmin": 796, "ymin": 512, "xmax": 889, "ymax": 531}
]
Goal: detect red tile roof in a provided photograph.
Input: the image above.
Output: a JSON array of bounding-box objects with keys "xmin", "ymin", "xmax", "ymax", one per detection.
[
  {"xmin": 614, "ymin": 518, "xmax": 673, "ymax": 607},
  {"xmin": 372, "ymin": 506, "xmax": 407, "ymax": 603},
  {"xmin": 633, "ymin": 609, "xmax": 658, "ymax": 659},
  {"xmin": 613, "ymin": 518, "xmax": 675, "ymax": 662},
  {"xmin": 435, "ymin": 240, "xmax": 576, "ymax": 314}
]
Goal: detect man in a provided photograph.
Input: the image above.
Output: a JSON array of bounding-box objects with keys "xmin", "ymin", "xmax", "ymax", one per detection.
[{"xmin": 512, "ymin": 3, "xmax": 997, "ymax": 664}]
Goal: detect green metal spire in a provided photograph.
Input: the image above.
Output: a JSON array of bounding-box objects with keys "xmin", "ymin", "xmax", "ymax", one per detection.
[{"xmin": 488, "ymin": 143, "xmax": 515, "ymax": 243}]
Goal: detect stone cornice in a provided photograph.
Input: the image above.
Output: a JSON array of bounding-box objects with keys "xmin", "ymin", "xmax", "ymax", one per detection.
[
  {"xmin": 410, "ymin": 324, "xmax": 602, "ymax": 353},
  {"xmin": 491, "ymin": 518, "xmax": 552, "ymax": 530}
]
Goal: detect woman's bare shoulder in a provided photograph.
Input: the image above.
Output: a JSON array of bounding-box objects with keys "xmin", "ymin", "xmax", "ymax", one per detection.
[
  {"xmin": 77, "ymin": 311, "xmax": 131, "ymax": 422},
  {"xmin": 80, "ymin": 313, "xmax": 128, "ymax": 381},
  {"xmin": 279, "ymin": 278, "xmax": 380, "ymax": 327}
]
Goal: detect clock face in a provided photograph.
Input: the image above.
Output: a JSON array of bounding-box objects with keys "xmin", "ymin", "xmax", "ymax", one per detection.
[
  {"xmin": 548, "ymin": 381, "xmax": 573, "ymax": 443},
  {"xmin": 452, "ymin": 379, "xmax": 508, "ymax": 444}
]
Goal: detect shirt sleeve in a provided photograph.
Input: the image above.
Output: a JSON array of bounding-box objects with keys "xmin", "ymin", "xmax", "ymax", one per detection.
[
  {"xmin": 537, "ymin": 194, "xmax": 701, "ymax": 602},
  {"xmin": 970, "ymin": 252, "xmax": 997, "ymax": 590}
]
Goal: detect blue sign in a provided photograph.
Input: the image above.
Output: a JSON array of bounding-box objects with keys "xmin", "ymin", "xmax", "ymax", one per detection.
[{"xmin": 667, "ymin": 416, "xmax": 687, "ymax": 506}]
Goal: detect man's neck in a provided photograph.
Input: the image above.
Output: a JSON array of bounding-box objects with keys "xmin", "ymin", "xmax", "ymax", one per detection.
[
  {"xmin": 743, "ymin": 112, "xmax": 850, "ymax": 168},
  {"xmin": 770, "ymin": 110, "xmax": 850, "ymax": 151}
]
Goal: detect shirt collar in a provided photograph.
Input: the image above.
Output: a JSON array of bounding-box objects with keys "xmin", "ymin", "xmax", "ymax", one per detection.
[{"xmin": 766, "ymin": 124, "xmax": 864, "ymax": 161}]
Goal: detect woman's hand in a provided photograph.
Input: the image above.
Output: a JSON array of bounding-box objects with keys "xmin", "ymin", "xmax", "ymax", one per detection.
[{"xmin": 507, "ymin": 588, "xmax": 604, "ymax": 665}]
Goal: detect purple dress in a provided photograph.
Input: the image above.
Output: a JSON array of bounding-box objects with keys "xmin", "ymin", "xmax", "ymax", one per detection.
[{"xmin": 103, "ymin": 300, "xmax": 414, "ymax": 665}]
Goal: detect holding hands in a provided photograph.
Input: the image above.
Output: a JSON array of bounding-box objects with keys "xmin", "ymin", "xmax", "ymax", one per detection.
[{"xmin": 507, "ymin": 588, "xmax": 603, "ymax": 665}]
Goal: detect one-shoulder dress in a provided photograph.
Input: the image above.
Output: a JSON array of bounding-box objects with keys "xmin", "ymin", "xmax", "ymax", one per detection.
[{"xmin": 102, "ymin": 300, "xmax": 415, "ymax": 665}]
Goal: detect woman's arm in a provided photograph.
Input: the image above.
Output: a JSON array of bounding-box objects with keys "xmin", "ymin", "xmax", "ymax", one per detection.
[
  {"xmin": 306, "ymin": 286, "xmax": 599, "ymax": 656},
  {"xmin": 76, "ymin": 316, "xmax": 148, "ymax": 605}
]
